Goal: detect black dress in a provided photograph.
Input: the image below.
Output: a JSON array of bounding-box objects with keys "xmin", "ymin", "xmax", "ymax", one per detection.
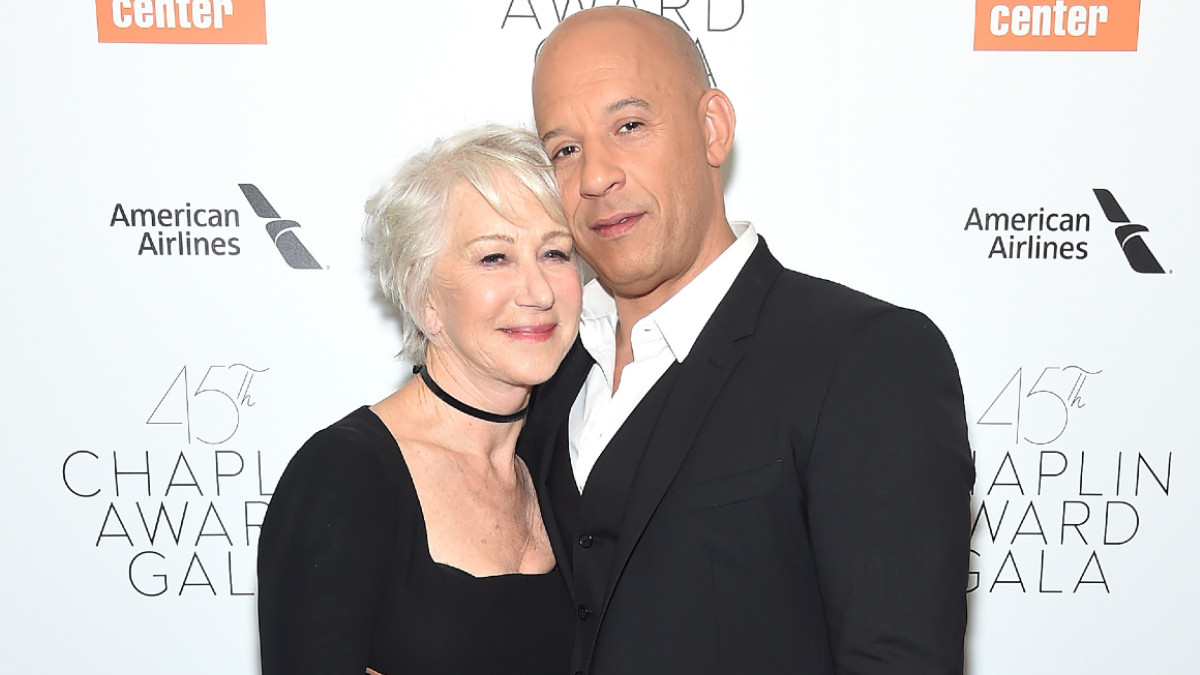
[{"xmin": 258, "ymin": 406, "xmax": 573, "ymax": 675}]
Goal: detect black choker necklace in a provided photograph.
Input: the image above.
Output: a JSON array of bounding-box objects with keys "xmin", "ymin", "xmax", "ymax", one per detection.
[{"xmin": 412, "ymin": 365, "xmax": 528, "ymax": 424}]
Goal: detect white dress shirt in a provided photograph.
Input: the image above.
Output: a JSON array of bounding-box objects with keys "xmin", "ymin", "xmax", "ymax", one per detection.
[{"xmin": 568, "ymin": 221, "xmax": 758, "ymax": 492}]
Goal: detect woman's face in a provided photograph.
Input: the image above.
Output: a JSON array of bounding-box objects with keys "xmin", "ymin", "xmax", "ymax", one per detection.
[{"xmin": 425, "ymin": 180, "xmax": 581, "ymax": 392}]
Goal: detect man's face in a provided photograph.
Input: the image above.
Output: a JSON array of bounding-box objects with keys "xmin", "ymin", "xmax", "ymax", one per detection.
[{"xmin": 533, "ymin": 19, "xmax": 721, "ymax": 303}]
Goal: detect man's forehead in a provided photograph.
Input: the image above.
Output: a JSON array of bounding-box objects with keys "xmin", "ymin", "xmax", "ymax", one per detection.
[
  {"xmin": 535, "ymin": 44, "xmax": 672, "ymax": 112},
  {"xmin": 536, "ymin": 42, "xmax": 646, "ymax": 86}
]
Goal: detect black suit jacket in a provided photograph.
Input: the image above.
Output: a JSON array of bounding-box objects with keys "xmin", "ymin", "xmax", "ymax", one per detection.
[{"xmin": 519, "ymin": 238, "xmax": 974, "ymax": 674}]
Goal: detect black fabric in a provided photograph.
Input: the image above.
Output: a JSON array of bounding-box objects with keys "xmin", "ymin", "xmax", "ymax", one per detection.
[
  {"xmin": 258, "ymin": 406, "xmax": 573, "ymax": 675},
  {"xmin": 568, "ymin": 364, "xmax": 682, "ymax": 668},
  {"xmin": 518, "ymin": 238, "xmax": 975, "ymax": 675},
  {"xmin": 546, "ymin": 423, "xmax": 580, "ymax": 569}
]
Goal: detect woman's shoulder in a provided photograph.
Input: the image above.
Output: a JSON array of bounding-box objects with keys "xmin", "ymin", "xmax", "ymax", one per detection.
[
  {"xmin": 303, "ymin": 405, "xmax": 400, "ymax": 458},
  {"xmin": 281, "ymin": 406, "xmax": 409, "ymax": 493}
]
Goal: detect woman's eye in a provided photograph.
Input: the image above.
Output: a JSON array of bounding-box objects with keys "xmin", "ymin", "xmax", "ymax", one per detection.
[
  {"xmin": 544, "ymin": 249, "xmax": 573, "ymax": 262},
  {"xmin": 480, "ymin": 253, "xmax": 506, "ymax": 265}
]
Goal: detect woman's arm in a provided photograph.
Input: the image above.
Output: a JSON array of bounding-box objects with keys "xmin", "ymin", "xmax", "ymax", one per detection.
[{"xmin": 257, "ymin": 425, "xmax": 394, "ymax": 675}]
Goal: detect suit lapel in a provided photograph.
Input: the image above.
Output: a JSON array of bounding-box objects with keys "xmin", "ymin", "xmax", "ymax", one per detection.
[
  {"xmin": 525, "ymin": 339, "xmax": 590, "ymax": 484},
  {"xmin": 521, "ymin": 339, "xmax": 591, "ymax": 588},
  {"xmin": 599, "ymin": 239, "xmax": 784, "ymax": 617}
]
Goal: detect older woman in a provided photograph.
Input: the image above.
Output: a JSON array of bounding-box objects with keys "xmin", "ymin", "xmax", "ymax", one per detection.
[{"xmin": 257, "ymin": 126, "xmax": 581, "ymax": 675}]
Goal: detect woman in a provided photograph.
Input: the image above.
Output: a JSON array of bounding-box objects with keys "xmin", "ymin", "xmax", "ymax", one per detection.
[{"xmin": 257, "ymin": 125, "xmax": 582, "ymax": 675}]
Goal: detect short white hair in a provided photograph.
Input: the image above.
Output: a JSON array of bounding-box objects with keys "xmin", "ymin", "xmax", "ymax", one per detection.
[{"xmin": 363, "ymin": 125, "xmax": 566, "ymax": 362}]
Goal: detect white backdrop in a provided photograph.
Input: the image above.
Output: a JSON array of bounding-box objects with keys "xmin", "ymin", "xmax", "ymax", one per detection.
[{"xmin": 2, "ymin": 2, "xmax": 1195, "ymax": 673}]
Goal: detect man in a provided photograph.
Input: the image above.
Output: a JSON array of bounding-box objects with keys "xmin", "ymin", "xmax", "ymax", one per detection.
[{"xmin": 519, "ymin": 7, "xmax": 974, "ymax": 674}]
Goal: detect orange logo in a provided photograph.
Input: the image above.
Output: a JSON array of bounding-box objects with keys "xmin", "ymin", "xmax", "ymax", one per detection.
[
  {"xmin": 974, "ymin": 1, "xmax": 1140, "ymax": 51},
  {"xmin": 96, "ymin": 0, "xmax": 267, "ymax": 44}
]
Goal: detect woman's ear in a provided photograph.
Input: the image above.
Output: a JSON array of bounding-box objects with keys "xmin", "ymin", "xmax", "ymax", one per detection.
[{"xmin": 423, "ymin": 294, "xmax": 443, "ymax": 341}]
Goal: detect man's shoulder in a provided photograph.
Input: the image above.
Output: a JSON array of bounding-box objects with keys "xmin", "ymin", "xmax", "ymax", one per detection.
[
  {"xmin": 726, "ymin": 240, "xmax": 942, "ymax": 347},
  {"xmin": 772, "ymin": 266, "xmax": 899, "ymax": 319},
  {"xmin": 740, "ymin": 236, "xmax": 902, "ymax": 316},
  {"xmin": 758, "ymin": 265, "xmax": 947, "ymax": 349}
]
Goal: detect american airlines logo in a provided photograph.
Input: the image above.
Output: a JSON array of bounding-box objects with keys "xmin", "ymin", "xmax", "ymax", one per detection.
[
  {"xmin": 1093, "ymin": 189, "xmax": 1165, "ymax": 274},
  {"xmin": 960, "ymin": 188, "xmax": 1172, "ymax": 272},
  {"xmin": 238, "ymin": 184, "xmax": 323, "ymax": 270}
]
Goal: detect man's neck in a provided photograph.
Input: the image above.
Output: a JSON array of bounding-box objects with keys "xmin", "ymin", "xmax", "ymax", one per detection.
[{"xmin": 606, "ymin": 222, "xmax": 737, "ymax": 391}]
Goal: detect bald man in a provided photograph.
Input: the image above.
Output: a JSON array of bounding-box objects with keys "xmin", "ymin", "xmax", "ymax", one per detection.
[{"xmin": 517, "ymin": 8, "xmax": 973, "ymax": 674}]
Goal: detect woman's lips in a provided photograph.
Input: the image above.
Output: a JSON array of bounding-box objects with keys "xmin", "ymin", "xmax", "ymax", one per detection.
[{"xmin": 500, "ymin": 323, "xmax": 558, "ymax": 342}]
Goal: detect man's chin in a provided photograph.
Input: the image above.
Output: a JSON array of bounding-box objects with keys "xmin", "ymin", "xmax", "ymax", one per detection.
[{"xmin": 590, "ymin": 268, "xmax": 667, "ymax": 301}]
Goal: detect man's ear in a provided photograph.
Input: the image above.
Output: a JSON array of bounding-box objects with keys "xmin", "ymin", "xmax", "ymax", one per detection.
[{"xmin": 701, "ymin": 89, "xmax": 736, "ymax": 167}]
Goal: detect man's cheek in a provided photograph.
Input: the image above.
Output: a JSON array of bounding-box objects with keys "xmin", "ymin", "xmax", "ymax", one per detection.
[
  {"xmin": 562, "ymin": 198, "xmax": 586, "ymax": 231},
  {"xmin": 568, "ymin": 220, "xmax": 590, "ymax": 242}
]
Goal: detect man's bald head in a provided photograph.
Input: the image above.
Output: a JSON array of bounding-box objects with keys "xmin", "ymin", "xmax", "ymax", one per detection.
[{"xmin": 535, "ymin": 7, "xmax": 709, "ymax": 97}]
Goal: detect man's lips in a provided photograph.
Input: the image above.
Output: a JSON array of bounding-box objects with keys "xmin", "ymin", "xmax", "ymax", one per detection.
[
  {"xmin": 590, "ymin": 212, "xmax": 642, "ymax": 238},
  {"xmin": 500, "ymin": 323, "xmax": 558, "ymax": 342}
]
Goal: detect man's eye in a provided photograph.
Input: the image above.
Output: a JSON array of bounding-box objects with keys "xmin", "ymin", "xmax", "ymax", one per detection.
[
  {"xmin": 619, "ymin": 121, "xmax": 642, "ymax": 132},
  {"xmin": 552, "ymin": 145, "xmax": 579, "ymax": 160}
]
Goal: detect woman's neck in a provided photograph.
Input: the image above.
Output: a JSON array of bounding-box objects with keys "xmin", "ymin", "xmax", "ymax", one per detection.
[{"xmin": 373, "ymin": 373, "xmax": 528, "ymax": 470}]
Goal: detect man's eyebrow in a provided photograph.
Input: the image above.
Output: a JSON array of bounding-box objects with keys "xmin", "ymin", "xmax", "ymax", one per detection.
[
  {"xmin": 604, "ymin": 97, "xmax": 650, "ymax": 115},
  {"xmin": 540, "ymin": 98, "xmax": 652, "ymax": 145}
]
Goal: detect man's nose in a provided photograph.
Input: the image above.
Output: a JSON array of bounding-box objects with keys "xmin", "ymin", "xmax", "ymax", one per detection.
[{"xmin": 579, "ymin": 142, "xmax": 623, "ymax": 198}]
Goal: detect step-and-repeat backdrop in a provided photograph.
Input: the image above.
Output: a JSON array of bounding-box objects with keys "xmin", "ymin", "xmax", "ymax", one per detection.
[{"xmin": 2, "ymin": 2, "xmax": 1194, "ymax": 673}]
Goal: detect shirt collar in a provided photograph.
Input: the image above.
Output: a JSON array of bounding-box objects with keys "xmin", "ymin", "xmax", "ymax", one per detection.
[{"xmin": 578, "ymin": 221, "xmax": 758, "ymax": 368}]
